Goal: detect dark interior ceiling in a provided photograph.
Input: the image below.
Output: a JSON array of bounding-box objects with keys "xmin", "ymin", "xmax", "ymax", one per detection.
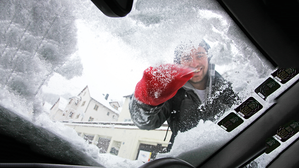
[{"xmin": 217, "ymin": 0, "xmax": 299, "ymax": 68}]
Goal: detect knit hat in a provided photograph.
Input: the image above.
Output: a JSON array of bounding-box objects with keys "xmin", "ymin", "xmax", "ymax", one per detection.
[{"xmin": 174, "ymin": 39, "xmax": 211, "ymax": 64}]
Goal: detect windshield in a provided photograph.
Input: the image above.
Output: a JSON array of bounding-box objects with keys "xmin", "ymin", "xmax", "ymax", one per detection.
[{"xmin": 1, "ymin": 0, "xmax": 292, "ymax": 167}]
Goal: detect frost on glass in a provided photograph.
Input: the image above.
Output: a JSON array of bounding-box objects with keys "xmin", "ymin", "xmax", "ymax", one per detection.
[
  {"xmin": 0, "ymin": 0, "xmax": 276, "ymax": 167},
  {"xmin": 0, "ymin": 0, "xmax": 83, "ymax": 115}
]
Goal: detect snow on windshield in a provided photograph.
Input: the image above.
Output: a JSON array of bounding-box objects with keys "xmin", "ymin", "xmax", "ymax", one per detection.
[{"xmin": 0, "ymin": 0, "xmax": 275, "ymax": 167}]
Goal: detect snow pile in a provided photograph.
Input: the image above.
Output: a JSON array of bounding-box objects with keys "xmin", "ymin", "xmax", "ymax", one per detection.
[
  {"xmin": 0, "ymin": 100, "xmax": 143, "ymax": 168},
  {"xmin": 156, "ymin": 117, "xmax": 235, "ymax": 166},
  {"xmin": 35, "ymin": 114, "xmax": 141, "ymax": 167},
  {"xmin": 0, "ymin": 87, "xmax": 33, "ymax": 120},
  {"xmin": 172, "ymin": 120, "xmax": 230, "ymax": 154}
]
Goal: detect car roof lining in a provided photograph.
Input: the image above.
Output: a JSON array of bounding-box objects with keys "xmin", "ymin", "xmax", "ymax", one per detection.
[
  {"xmin": 267, "ymin": 138, "xmax": 299, "ymax": 167},
  {"xmin": 216, "ymin": 0, "xmax": 299, "ymax": 69}
]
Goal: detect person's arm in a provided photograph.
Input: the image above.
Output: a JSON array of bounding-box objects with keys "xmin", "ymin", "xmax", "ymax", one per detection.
[
  {"xmin": 214, "ymin": 72, "xmax": 240, "ymax": 107},
  {"xmin": 129, "ymin": 64, "xmax": 193, "ymax": 130},
  {"xmin": 202, "ymin": 72, "xmax": 241, "ymax": 121},
  {"xmin": 129, "ymin": 95, "xmax": 172, "ymax": 130}
]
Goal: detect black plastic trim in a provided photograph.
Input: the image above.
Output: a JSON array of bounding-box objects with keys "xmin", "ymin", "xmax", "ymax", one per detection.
[
  {"xmin": 216, "ymin": 0, "xmax": 299, "ymax": 68},
  {"xmin": 199, "ymin": 79, "xmax": 299, "ymax": 167},
  {"xmin": 91, "ymin": 0, "xmax": 133, "ymax": 17},
  {"xmin": 267, "ymin": 138, "xmax": 299, "ymax": 168}
]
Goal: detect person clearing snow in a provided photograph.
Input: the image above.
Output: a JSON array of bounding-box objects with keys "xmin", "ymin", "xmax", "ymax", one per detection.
[{"xmin": 129, "ymin": 40, "xmax": 240, "ymax": 151}]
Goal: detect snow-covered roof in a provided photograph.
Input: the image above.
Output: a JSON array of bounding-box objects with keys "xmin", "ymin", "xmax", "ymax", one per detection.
[
  {"xmin": 109, "ymin": 101, "xmax": 120, "ymax": 107},
  {"xmin": 123, "ymin": 94, "xmax": 132, "ymax": 98},
  {"xmin": 81, "ymin": 86, "xmax": 120, "ymax": 114}
]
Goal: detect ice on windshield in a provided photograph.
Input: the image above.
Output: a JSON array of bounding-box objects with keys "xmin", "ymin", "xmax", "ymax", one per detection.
[{"xmin": 0, "ymin": 0, "xmax": 280, "ymax": 167}]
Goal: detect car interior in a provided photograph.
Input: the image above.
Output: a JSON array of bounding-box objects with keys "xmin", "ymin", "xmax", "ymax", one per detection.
[{"xmin": 0, "ymin": 0, "xmax": 299, "ymax": 167}]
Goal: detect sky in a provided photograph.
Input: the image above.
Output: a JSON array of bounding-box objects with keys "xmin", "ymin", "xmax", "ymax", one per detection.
[
  {"xmin": 42, "ymin": 8, "xmax": 220, "ymax": 104},
  {"xmin": 76, "ymin": 21, "xmax": 148, "ymax": 97},
  {"xmin": 42, "ymin": 20, "xmax": 150, "ymax": 104}
]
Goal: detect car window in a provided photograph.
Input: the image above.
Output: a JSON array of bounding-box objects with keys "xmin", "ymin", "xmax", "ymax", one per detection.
[{"xmin": 2, "ymin": 0, "xmax": 297, "ymax": 167}]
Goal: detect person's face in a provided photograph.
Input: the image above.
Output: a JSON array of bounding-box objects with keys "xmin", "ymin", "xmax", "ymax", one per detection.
[{"xmin": 180, "ymin": 46, "xmax": 209, "ymax": 84}]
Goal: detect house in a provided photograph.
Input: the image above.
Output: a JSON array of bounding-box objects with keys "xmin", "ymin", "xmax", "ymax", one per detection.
[
  {"xmin": 42, "ymin": 102, "xmax": 53, "ymax": 115},
  {"xmin": 116, "ymin": 95, "xmax": 133, "ymax": 122},
  {"xmin": 50, "ymin": 86, "xmax": 171, "ymax": 162},
  {"xmin": 50, "ymin": 86, "xmax": 119, "ymax": 122},
  {"xmin": 64, "ymin": 95, "xmax": 171, "ymax": 162},
  {"xmin": 49, "ymin": 97, "xmax": 69, "ymax": 121}
]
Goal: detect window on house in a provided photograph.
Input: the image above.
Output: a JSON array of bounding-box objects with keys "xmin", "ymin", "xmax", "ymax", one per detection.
[
  {"xmin": 112, "ymin": 104, "xmax": 118, "ymax": 110},
  {"xmin": 81, "ymin": 101, "xmax": 86, "ymax": 106},
  {"xmin": 110, "ymin": 141, "xmax": 122, "ymax": 156},
  {"xmin": 107, "ymin": 112, "xmax": 110, "ymax": 116},
  {"xmin": 83, "ymin": 134, "xmax": 94, "ymax": 144},
  {"xmin": 94, "ymin": 105, "xmax": 99, "ymax": 111},
  {"xmin": 97, "ymin": 137, "xmax": 111, "ymax": 153},
  {"xmin": 69, "ymin": 112, "xmax": 74, "ymax": 118},
  {"xmin": 124, "ymin": 119, "xmax": 132, "ymax": 122},
  {"xmin": 88, "ymin": 117, "xmax": 94, "ymax": 121},
  {"xmin": 137, "ymin": 143, "xmax": 167, "ymax": 161}
]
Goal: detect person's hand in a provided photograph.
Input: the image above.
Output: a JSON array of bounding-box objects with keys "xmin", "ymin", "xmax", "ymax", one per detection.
[{"xmin": 134, "ymin": 64, "xmax": 194, "ymax": 106}]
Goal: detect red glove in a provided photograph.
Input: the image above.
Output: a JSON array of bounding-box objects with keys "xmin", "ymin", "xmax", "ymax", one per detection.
[{"xmin": 134, "ymin": 64, "xmax": 194, "ymax": 106}]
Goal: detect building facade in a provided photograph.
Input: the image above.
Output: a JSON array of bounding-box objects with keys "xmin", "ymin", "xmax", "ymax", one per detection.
[
  {"xmin": 50, "ymin": 87, "xmax": 172, "ymax": 162},
  {"xmin": 50, "ymin": 86, "xmax": 119, "ymax": 122},
  {"xmin": 65, "ymin": 95, "xmax": 172, "ymax": 162},
  {"xmin": 50, "ymin": 97, "xmax": 69, "ymax": 121}
]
